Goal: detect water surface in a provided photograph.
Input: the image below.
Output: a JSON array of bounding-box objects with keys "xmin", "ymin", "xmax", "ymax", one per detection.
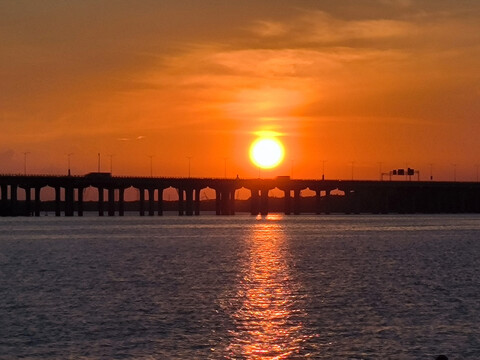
[{"xmin": 1, "ymin": 214, "xmax": 479, "ymax": 359}]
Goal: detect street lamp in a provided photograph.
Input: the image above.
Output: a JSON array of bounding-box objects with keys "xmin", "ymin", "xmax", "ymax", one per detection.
[
  {"xmin": 67, "ymin": 153, "xmax": 73, "ymax": 175},
  {"xmin": 350, "ymin": 161, "xmax": 355, "ymax": 180},
  {"xmin": 322, "ymin": 160, "xmax": 326, "ymax": 180},
  {"xmin": 108, "ymin": 154, "xmax": 114, "ymax": 174}
]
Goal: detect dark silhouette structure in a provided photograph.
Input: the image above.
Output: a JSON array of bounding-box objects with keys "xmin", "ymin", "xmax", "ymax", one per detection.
[{"xmin": 1, "ymin": 173, "xmax": 480, "ymax": 216}]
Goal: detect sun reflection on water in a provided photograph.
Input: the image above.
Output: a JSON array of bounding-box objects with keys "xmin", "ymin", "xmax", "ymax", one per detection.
[{"xmin": 226, "ymin": 215, "xmax": 311, "ymax": 359}]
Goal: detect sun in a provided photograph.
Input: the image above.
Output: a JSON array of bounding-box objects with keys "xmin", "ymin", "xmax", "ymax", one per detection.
[{"xmin": 249, "ymin": 137, "xmax": 285, "ymax": 169}]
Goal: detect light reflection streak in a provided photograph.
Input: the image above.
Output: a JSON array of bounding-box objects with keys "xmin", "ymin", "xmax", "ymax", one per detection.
[{"xmin": 226, "ymin": 215, "xmax": 310, "ymax": 359}]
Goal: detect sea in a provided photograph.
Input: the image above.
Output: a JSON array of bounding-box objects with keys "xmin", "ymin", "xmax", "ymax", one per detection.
[{"xmin": 1, "ymin": 214, "xmax": 479, "ymax": 359}]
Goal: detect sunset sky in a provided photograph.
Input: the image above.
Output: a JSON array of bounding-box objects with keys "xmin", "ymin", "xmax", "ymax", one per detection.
[{"xmin": 1, "ymin": 0, "xmax": 480, "ymax": 181}]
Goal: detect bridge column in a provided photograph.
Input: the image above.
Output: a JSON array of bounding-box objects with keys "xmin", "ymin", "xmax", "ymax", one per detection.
[
  {"xmin": 118, "ymin": 188, "xmax": 125, "ymax": 216},
  {"xmin": 178, "ymin": 188, "xmax": 184, "ymax": 216},
  {"xmin": 220, "ymin": 190, "xmax": 229, "ymax": 215},
  {"xmin": 195, "ymin": 188, "xmax": 201, "ymax": 215},
  {"xmin": 55, "ymin": 186, "xmax": 61, "ymax": 216},
  {"xmin": 260, "ymin": 189, "xmax": 269, "ymax": 216},
  {"xmin": 139, "ymin": 188, "xmax": 145, "ymax": 216},
  {"xmin": 34, "ymin": 187, "xmax": 41, "ymax": 217},
  {"xmin": 148, "ymin": 188, "xmax": 155, "ymax": 216},
  {"xmin": 1, "ymin": 185, "xmax": 8, "ymax": 215},
  {"xmin": 284, "ymin": 189, "xmax": 291, "ymax": 215},
  {"xmin": 215, "ymin": 189, "xmax": 221, "ymax": 215},
  {"xmin": 77, "ymin": 188, "xmax": 84, "ymax": 216},
  {"xmin": 315, "ymin": 189, "xmax": 321, "ymax": 215},
  {"xmin": 185, "ymin": 188, "xmax": 193, "ymax": 216},
  {"xmin": 98, "ymin": 187, "xmax": 104, "ymax": 216},
  {"xmin": 229, "ymin": 189, "xmax": 235, "ymax": 215},
  {"xmin": 157, "ymin": 188, "xmax": 163, "ymax": 216},
  {"xmin": 9, "ymin": 185, "xmax": 18, "ymax": 216},
  {"xmin": 108, "ymin": 188, "xmax": 115, "ymax": 216},
  {"xmin": 65, "ymin": 186, "xmax": 74, "ymax": 216},
  {"xmin": 293, "ymin": 189, "xmax": 301, "ymax": 215},
  {"xmin": 324, "ymin": 190, "xmax": 331, "ymax": 215},
  {"xmin": 25, "ymin": 187, "xmax": 32, "ymax": 216},
  {"xmin": 250, "ymin": 189, "xmax": 259, "ymax": 215}
]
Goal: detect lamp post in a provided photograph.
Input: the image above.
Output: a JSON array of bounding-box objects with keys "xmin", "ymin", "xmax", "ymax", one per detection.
[
  {"xmin": 67, "ymin": 153, "xmax": 73, "ymax": 175},
  {"xmin": 322, "ymin": 160, "xmax": 326, "ymax": 180},
  {"xmin": 350, "ymin": 161, "xmax": 355, "ymax": 180},
  {"xmin": 108, "ymin": 154, "xmax": 114, "ymax": 174},
  {"xmin": 97, "ymin": 153, "xmax": 101, "ymax": 172}
]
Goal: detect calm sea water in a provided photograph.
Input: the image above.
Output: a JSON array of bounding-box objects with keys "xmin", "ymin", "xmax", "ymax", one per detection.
[{"xmin": 1, "ymin": 214, "xmax": 480, "ymax": 359}]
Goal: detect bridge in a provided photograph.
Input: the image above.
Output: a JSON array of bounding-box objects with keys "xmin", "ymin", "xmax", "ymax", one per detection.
[{"xmin": 1, "ymin": 173, "xmax": 480, "ymax": 216}]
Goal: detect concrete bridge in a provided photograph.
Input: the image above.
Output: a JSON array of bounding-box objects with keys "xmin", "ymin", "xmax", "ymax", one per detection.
[{"xmin": 1, "ymin": 173, "xmax": 480, "ymax": 216}]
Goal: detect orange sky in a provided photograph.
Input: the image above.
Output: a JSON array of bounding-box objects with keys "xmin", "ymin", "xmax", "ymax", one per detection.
[{"xmin": 1, "ymin": 1, "xmax": 480, "ymax": 181}]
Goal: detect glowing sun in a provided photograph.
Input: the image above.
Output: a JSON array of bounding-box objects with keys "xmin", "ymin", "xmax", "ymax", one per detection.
[{"xmin": 249, "ymin": 137, "xmax": 285, "ymax": 169}]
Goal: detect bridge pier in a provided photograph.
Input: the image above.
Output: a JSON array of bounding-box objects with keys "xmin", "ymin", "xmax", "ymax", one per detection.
[
  {"xmin": 98, "ymin": 187, "xmax": 104, "ymax": 216},
  {"xmin": 157, "ymin": 188, "xmax": 163, "ymax": 216},
  {"xmin": 139, "ymin": 188, "xmax": 145, "ymax": 216},
  {"xmin": 324, "ymin": 190, "xmax": 331, "ymax": 214},
  {"xmin": 185, "ymin": 188, "xmax": 194, "ymax": 216},
  {"xmin": 283, "ymin": 189, "xmax": 291, "ymax": 215},
  {"xmin": 315, "ymin": 190, "xmax": 321, "ymax": 214},
  {"xmin": 65, "ymin": 186, "xmax": 75, "ymax": 216},
  {"xmin": 34, "ymin": 187, "xmax": 41, "ymax": 216},
  {"xmin": 1, "ymin": 185, "xmax": 7, "ymax": 215},
  {"xmin": 220, "ymin": 190, "xmax": 229, "ymax": 215},
  {"xmin": 178, "ymin": 188, "xmax": 184, "ymax": 216},
  {"xmin": 260, "ymin": 188, "xmax": 269, "ymax": 215},
  {"xmin": 78, "ymin": 187, "xmax": 84, "ymax": 216},
  {"xmin": 249, "ymin": 189, "xmax": 259, "ymax": 215},
  {"xmin": 54, "ymin": 186, "xmax": 61, "ymax": 216},
  {"xmin": 230, "ymin": 189, "xmax": 236, "ymax": 215},
  {"xmin": 195, "ymin": 188, "xmax": 201, "ymax": 215},
  {"xmin": 118, "ymin": 188, "xmax": 124, "ymax": 216},
  {"xmin": 293, "ymin": 189, "xmax": 301, "ymax": 215},
  {"xmin": 108, "ymin": 188, "xmax": 115, "ymax": 216},
  {"xmin": 24, "ymin": 187, "xmax": 32, "ymax": 216},
  {"xmin": 148, "ymin": 188, "xmax": 155, "ymax": 216}
]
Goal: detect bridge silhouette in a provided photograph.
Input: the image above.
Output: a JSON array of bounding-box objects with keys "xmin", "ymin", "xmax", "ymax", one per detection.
[{"xmin": 1, "ymin": 173, "xmax": 480, "ymax": 216}]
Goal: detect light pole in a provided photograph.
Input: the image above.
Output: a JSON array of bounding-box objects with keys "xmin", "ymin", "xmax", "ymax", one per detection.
[
  {"xmin": 350, "ymin": 161, "xmax": 355, "ymax": 180},
  {"xmin": 23, "ymin": 152, "xmax": 30, "ymax": 175},
  {"xmin": 322, "ymin": 160, "xmax": 326, "ymax": 180},
  {"xmin": 67, "ymin": 153, "xmax": 73, "ymax": 175},
  {"xmin": 429, "ymin": 163, "xmax": 433, "ymax": 181},
  {"xmin": 97, "ymin": 153, "xmax": 101, "ymax": 172},
  {"xmin": 187, "ymin": 156, "xmax": 192, "ymax": 178},
  {"xmin": 476, "ymin": 164, "xmax": 479, "ymax": 182},
  {"xmin": 378, "ymin": 162, "xmax": 383, "ymax": 181},
  {"xmin": 108, "ymin": 154, "xmax": 114, "ymax": 174}
]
